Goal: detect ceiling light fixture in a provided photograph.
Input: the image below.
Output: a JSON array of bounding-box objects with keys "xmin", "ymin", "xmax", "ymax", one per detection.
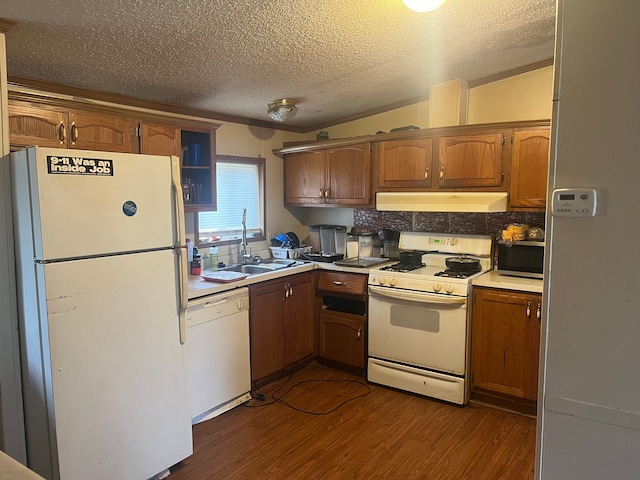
[
  {"xmin": 403, "ymin": 0, "xmax": 447, "ymax": 12},
  {"xmin": 267, "ymin": 98, "xmax": 298, "ymax": 122}
]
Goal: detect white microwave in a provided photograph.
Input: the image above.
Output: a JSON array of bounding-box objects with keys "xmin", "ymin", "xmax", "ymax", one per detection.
[{"xmin": 497, "ymin": 241, "xmax": 544, "ymax": 279}]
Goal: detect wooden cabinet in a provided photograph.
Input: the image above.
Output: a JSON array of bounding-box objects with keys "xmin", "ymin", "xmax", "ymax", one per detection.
[
  {"xmin": 139, "ymin": 122, "xmax": 181, "ymax": 156},
  {"xmin": 284, "ymin": 143, "xmax": 372, "ymax": 207},
  {"xmin": 249, "ymin": 273, "xmax": 313, "ymax": 386},
  {"xmin": 377, "ymin": 137, "xmax": 434, "ymax": 188},
  {"xmin": 376, "ymin": 132, "xmax": 505, "ymax": 191},
  {"xmin": 275, "ymin": 120, "xmax": 549, "ymax": 210},
  {"xmin": 316, "ymin": 271, "xmax": 367, "ymax": 373},
  {"xmin": 509, "ymin": 127, "xmax": 550, "ymax": 210},
  {"xmin": 180, "ymin": 128, "xmax": 217, "ymax": 211},
  {"xmin": 284, "ymin": 149, "xmax": 325, "ymax": 205},
  {"xmin": 438, "ymin": 132, "xmax": 504, "ymax": 188},
  {"xmin": 8, "ymin": 101, "xmax": 134, "ymax": 153},
  {"xmin": 139, "ymin": 121, "xmax": 217, "ymax": 211},
  {"xmin": 471, "ymin": 287, "xmax": 542, "ymax": 414},
  {"xmin": 9, "ymin": 96, "xmax": 219, "ymax": 213}
]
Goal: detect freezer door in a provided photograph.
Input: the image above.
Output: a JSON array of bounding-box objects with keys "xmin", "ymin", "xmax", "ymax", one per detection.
[
  {"xmin": 30, "ymin": 250, "xmax": 192, "ymax": 480},
  {"xmin": 12, "ymin": 147, "xmax": 182, "ymax": 260}
]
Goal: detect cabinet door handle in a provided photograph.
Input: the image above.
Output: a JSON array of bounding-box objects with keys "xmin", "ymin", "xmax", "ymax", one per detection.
[
  {"xmin": 288, "ymin": 284, "xmax": 293, "ymax": 297},
  {"xmin": 70, "ymin": 122, "xmax": 78, "ymax": 145},
  {"xmin": 526, "ymin": 300, "xmax": 532, "ymax": 319},
  {"xmin": 324, "ymin": 188, "xmax": 330, "ymax": 198},
  {"xmin": 333, "ymin": 281, "xmax": 345, "ymax": 286},
  {"xmin": 439, "ymin": 165, "xmax": 444, "ymax": 180},
  {"xmin": 536, "ymin": 302, "xmax": 541, "ymax": 320},
  {"xmin": 319, "ymin": 187, "xmax": 324, "ymax": 198},
  {"xmin": 424, "ymin": 167, "xmax": 430, "ymax": 181},
  {"xmin": 58, "ymin": 122, "xmax": 66, "ymax": 144},
  {"xmin": 357, "ymin": 326, "xmax": 362, "ymax": 339}
]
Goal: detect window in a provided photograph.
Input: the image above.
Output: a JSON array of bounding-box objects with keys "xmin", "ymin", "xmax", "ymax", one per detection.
[{"xmin": 197, "ymin": 155, "xmax": 265, "ymax": 245}]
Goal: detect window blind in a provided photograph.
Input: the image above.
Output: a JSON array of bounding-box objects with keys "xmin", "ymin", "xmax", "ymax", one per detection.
[{"xmin": 198, "ymin": 161, "xmax": 261, "ymax": 237}]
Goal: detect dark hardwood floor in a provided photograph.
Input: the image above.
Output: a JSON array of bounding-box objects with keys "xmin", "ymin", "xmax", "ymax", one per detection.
[{"xmin": 170, "ymin": 363, "xmax": 536, "ymax": 479}]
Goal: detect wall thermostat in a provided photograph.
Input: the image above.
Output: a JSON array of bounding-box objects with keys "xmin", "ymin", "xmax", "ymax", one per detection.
[{"xmin": 551, "ymin": 188, "xmax": 597, "ymax": 217}]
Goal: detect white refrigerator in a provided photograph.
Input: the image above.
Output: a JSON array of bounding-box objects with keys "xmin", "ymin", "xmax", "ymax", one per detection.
[{"xmin": 11, "ymin": 146, "xmax": 192, "ymax": 480}]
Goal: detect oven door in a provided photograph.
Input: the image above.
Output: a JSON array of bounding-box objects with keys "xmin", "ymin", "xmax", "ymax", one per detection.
[{"xmin": 368, "ymin": 285, "xmax": 468, "ymax": 375}]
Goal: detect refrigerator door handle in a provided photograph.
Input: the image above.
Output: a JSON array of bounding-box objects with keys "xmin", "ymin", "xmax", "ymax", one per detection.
[{"xmin": 171, "ymin": 156, "xmax": 188, "ymax": 344}]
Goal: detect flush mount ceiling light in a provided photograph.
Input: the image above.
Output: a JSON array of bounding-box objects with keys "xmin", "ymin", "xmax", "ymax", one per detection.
[
  {"xmin": 403, "ymin": 0, "xmax": 447, "ymax": 12},
  {"xmin": 267, "ymin": 98, "xmax": 298, "ymax": 122}
]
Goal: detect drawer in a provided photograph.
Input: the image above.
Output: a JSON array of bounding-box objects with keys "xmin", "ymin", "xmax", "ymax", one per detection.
[{"xmin": 317, "ymin": 271, "xmax": 367, "ymax": 297}]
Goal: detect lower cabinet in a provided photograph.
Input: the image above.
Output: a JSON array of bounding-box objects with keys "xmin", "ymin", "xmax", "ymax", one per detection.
[
  {"xmin": 249, "ymin": 272, "xmax": 313, "ymax": 386},
  {"xmin": 315, "ymin": 271, "xmax": 367, "ymax": 374},
  {"xmin": 318, "ymin": 310, "xmax": 366, "ymax": 370},
  {"xmin": 471, "ymin": 286, "xmax": 541, "ymax": 415}
]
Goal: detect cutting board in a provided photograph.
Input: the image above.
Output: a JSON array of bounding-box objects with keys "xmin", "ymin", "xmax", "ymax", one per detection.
[{"xmin": 201, "ymin": 271, "xmax": 248, "ymax": 283}]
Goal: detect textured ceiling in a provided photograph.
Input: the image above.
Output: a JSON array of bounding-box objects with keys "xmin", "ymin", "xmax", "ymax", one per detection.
[{"xmin": 2, "ymin": 0, "xmax": 556, "ymax": 130}]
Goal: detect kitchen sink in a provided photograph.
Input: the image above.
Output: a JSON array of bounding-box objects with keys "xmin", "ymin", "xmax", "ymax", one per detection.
[
  {"xmin": 218, "ymin": 259, "xmax": 308, "ymax": 276},
  {"xmin": 219, "ymin": 264, "xmax": 273, "ymax": 275}
]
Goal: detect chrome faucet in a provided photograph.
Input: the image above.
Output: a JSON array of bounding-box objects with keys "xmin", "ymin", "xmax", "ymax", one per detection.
[{"xmin": 241, "ymin": 208, "xmax": 251, "ymax": 264}]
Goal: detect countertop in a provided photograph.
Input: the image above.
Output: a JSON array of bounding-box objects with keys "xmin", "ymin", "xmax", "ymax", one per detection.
[
  {"xmin": 188, "ymin": 258, "xmax": 394, "ymax": 300},
  {"xmin": 472, "ymin": 268, "xmax": 543, "ymax": 294}
]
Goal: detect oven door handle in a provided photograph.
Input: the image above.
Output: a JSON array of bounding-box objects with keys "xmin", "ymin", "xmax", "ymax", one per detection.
[{"xmin": 369, "ymin": 285, "xmax": 466, "ymax": 305}]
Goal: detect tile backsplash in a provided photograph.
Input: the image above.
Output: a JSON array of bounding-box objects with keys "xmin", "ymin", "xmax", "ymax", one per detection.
[{"xmin": 353, "ymin": 209, "xmax": 546, "ymax": 242}]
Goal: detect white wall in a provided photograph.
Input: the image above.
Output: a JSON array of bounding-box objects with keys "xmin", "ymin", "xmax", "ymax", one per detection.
[
  {"xmin": 468, "ymin": 67, "xmax": 553, "ymax": 124},
  {"xmin": 538, "ymin": 1, "xmax": 640, "ymax": 478}
]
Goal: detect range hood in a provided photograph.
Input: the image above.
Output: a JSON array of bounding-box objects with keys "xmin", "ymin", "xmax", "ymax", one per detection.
[{"xmin": 376, "ymin": 192, "xmax": 508, "ymax": 213}]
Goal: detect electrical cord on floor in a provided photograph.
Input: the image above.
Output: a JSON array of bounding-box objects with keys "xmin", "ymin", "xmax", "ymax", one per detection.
[{"xmin": 245, "ymin": 373, "xmax": 371, "ymax": 415}]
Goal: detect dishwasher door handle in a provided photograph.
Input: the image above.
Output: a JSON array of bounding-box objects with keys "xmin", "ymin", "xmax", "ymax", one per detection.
[{"xmin": 204, "ymin": 298, "xmax": 229, "ymax": 308}]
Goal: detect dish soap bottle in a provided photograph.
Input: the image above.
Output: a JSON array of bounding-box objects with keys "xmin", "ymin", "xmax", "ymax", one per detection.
[{"xmin": 209, "ymin": 244, "xmax": 218, "ymax": 270}]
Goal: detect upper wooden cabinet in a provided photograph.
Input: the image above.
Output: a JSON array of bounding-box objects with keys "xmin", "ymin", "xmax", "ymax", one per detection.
[
  {"xmin": 9, "ymin": 101, "xmax": 135, "ymax": 153},
  {"xmin": 509, "ymin": 127, "xmax": 550, "ymax": 210},
  {"xmin": 8, "ymin": 95, "xmax": 219, "ymax": 213},
  {"xmin": 138, "ymin": 123, "xmax": 217, "ymax": 211},
  {"xmin": 284, "ymin": 143, "xmax": 372, "ymax": 207},
  {"xmin": 284, "ymin": 149, "xmax": 326, "ymax": 205},
  {"xmin": 139, "ymin": 122, "xmax": 181, "ymax": 157},
  {"xmin": 438, "ymin": 132, "xmax": 504, "ymax": 188},
  {"xmin": 179, "ymin": 128, "xmax": 217, "ymax": 211},
  {"xmin": 377, "ymin": 138, "xmax": 434, "ymax": 188},
  {"xmin": 276, "ymin": 120, "xmax": 550, "ymax": 211}
]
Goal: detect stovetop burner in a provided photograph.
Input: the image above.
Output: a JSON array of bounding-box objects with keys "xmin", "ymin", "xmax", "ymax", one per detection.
[
  {"xmin": 379, "ymin": 263, "xmax": 425, "ymax": 273},
  {"xmin": 434, "ymin": 268, "xmax": 481, "ymax": 279}
]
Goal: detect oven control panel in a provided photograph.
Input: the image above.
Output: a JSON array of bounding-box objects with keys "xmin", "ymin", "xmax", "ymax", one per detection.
[
  {"xmin": 428, "ymin": 237, "xmax": 457, "ymax": 246},
  {"xmin": 368, "ymin": 275, "xmax": 469, "ymax": 297}
]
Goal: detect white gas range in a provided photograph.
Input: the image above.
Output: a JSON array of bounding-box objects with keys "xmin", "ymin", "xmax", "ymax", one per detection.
[{"xmin": 367, "ymin": 232, "xmax": 493, "ymax": 405}]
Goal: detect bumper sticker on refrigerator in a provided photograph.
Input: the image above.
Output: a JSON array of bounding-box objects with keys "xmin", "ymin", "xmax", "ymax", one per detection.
[{"xmin": 47, "ymin": 156, "xmax": 114, "ymax": 176}]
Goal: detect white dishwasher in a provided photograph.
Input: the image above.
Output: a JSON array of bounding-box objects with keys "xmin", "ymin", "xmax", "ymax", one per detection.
[{"xmin": 187, "ymin": 287, "xmax": 251, "ymax": 424}]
